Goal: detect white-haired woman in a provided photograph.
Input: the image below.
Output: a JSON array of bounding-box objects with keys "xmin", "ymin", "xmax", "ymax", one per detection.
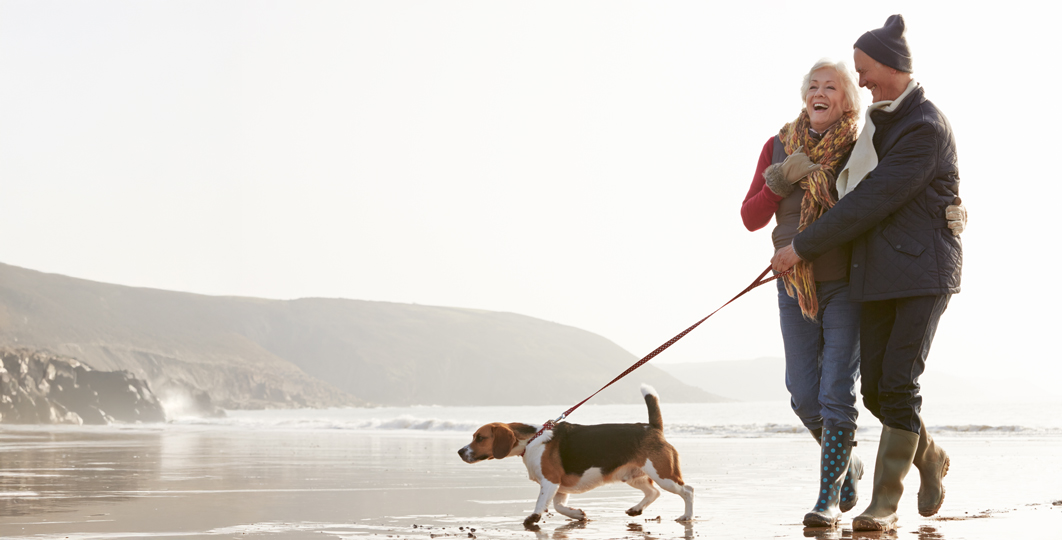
[{"xmin": 740, "ymin": 59, "xmax": 865, "ymax": 527}]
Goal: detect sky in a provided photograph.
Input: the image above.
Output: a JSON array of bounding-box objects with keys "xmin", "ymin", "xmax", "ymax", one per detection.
[{"xmin": 2, "ymin": 1, "xmax": 1059, "ymax": 388}]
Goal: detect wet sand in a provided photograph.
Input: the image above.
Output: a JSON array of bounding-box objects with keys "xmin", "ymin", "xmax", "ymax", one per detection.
[{"xmin": 1, "ymin": 426, "xmax": 1059, "ymax": 539}]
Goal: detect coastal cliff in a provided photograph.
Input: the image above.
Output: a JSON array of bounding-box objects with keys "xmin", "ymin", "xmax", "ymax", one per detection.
[{"xmin": 0, "ymin": 262, "xmax": 726, "ymax": 411}]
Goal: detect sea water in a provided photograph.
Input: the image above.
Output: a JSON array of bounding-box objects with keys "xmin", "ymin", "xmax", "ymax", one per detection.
[
  {"xmin": 167, "ymin": 398, "xmax": 1062, "ymax": 437},
  {"xmin": 3, "ymin": 399, "xmax": 1061, "ymax": 539}
]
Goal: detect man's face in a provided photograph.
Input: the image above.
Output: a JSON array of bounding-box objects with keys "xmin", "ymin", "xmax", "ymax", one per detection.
[{"xmin": 853, "ymin": 48, "xmax": 895, "ymax": 103}]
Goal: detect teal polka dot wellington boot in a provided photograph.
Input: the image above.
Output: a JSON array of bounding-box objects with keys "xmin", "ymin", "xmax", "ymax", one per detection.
[
  {"xmin": 810, "ymin": 427, "xmax": 864, "ymax": 513},
  {"xmin": 840, "ymin": 449, "xmax": 864, "ymax": 512},
  {"xmin": 803, "ymin": 426, "xmax": 857, "ymax": 527}
]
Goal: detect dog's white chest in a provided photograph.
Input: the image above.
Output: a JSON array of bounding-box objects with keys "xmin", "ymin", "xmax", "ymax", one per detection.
[{"xmin": 521, "ymin": 432, "xmax": 551, "ymax": 483}]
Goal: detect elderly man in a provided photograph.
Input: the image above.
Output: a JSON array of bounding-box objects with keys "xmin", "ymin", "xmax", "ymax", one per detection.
[{"xmin": 771, "ymin": 15, "xmax": 960, "ymax": 532}]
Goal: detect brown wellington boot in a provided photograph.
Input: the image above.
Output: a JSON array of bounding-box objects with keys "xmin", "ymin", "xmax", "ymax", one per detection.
[
  {"xmin": 911, "ymin": 416, "xmax": 949, "ymax": 517},
  {"xmin": 852, "ymin": 426, "xmax": 918, "ymax": 532}
]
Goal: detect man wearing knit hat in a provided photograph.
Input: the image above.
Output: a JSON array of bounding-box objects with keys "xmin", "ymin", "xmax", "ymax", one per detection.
[{"xmin": 772, "ymin": 14, "xmax": 961, "ymax": 532}]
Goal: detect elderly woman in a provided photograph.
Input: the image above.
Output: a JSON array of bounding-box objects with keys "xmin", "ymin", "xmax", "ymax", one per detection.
[{"xmin": 740, "ymin": 59, "xmax": 865, "ymax": 527}]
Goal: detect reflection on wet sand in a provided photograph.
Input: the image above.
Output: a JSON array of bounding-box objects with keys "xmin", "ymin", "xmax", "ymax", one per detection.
[
  {"xmin": 619, "ymin": 520, "xmax": 696, "ymax": 540},
  {"xmin": 527, "ymin": 519, "xmax": 697, "ymax": 540},
  {"xmin": 799, "ymin": 521, "xmax": 1021, "ymax": 540},
  {"xmin": 542, "ymin": 519, "xmax": 588, "ymax": 539},
  {"xmin": 803, "ymin": 525, "xmax": 845, "ymax": 539},
  {"xmin": 0, "ymin": 430, "xmax": 160, "ymax": 517},
  {"xmin": 0, "ymin": 427, "xmax": 1059, "ymax": 539},
  {"xmin": 799, "ymin": 524, "xmax": 956, "ymax": 540},
  {"xmin": 916, "ymin": 525, "xmax": 945, "ymax": 539},
  {"xmin": 801, "ymin": 525, "xmax": 895, "ymax": 540}
]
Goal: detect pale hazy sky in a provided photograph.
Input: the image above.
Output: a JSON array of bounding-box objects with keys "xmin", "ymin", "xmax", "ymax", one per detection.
[{"xmin": 2, "ymin": 2, "xmax": 1058, "ymax": 386}]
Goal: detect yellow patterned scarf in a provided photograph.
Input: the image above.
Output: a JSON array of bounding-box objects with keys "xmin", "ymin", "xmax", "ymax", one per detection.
[{"xmin": 779, "ymin": 110, "xmax": 858, "ymax": 320}]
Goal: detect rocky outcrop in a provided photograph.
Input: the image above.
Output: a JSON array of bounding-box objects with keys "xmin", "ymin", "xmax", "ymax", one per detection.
[{"xmin": 0, "ymin": 348, "xmax": 166, "ymax": 424}]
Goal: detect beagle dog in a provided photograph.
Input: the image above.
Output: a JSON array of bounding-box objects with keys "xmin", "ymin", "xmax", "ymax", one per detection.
[{"xmin": 458, "ymin": 385, "xmax": 693, "ymax": 527}]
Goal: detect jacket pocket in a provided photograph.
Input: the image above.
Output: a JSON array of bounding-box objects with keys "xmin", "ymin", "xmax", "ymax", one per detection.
[{"xmin": 881, "ymin": 225, "xmax": 925, "ymax": 257}]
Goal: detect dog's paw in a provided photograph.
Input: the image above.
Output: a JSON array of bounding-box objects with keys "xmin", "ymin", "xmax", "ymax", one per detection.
[
  {"xmin": 555, "ymin": 506, "xmax": 586, "ymax": 520},
  {"xmin": 626, "ymin": 508, "xmax": 643, "ymax": 517},
  {"xmin": 523, "ymin": 513, "xmax": 542, "ymax": 528},
  {"xmin": 675, "ymin": 514, "xmax": 693, "ymax": 523}
]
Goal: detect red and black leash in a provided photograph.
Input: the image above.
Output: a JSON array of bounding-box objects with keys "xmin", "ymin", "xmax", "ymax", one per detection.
[{"xmin": 528, "ymin": 265, "xmax": 790, "ymax": 443}]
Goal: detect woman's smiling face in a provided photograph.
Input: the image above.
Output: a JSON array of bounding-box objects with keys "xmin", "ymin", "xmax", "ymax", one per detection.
[{"xmin": 805, "ymin": 67, "xmax": 845, "ymax": 132}]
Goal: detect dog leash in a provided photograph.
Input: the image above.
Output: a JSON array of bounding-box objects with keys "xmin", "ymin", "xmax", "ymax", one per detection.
[{"xmin": 526, "ymin": 265, "xmax": 791, "ymax": 445}]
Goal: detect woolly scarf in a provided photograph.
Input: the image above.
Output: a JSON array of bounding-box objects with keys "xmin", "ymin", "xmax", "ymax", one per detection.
[{"xmin": 779, "ymin": 110, "xmax": 858, "ymax": 321}]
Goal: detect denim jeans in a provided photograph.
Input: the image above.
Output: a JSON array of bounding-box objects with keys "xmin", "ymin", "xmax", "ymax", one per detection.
[
  {"xmin": 859, "ymin": 294, "xmax": 951, "ymax": 434},
  {"xmin": 777, "ymin": 278, "xmax": 861, "ymax": 432}
]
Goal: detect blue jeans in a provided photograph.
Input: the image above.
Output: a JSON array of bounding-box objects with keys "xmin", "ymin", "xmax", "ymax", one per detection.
[{"xmin": 777, "ymin": 278, "xmax": 861, "ymax": 432}]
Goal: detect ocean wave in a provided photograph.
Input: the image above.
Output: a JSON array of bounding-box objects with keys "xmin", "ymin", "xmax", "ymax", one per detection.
[
  {"xmin": 0, "ymin": 491, "xmax": 40, "ymax": 498},
  {"xmin": 667, "ymin": 422, "xmax": 807, "ymax": 437},
  {"xmin": 933, "ymin": 424, "xmax": 1031, "ymax": 433},
  {"xmin": 168, "ymin": 416, "xmax": 821, "ymax": 437},
  {"xmin": 170, "ymin": 414, "xmax": 482, "ymax": 432},
  {"xmin": 164, "ymin": 414, "xmax": 1062, "ymax": 437},
  {"xmin": 367, "ymin": 416, "xmax": 481, "ymax": 431}
]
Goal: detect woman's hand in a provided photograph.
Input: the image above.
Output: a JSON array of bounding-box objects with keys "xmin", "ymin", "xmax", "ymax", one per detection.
[{"xmin": 779, "ymin": 146, "xmax": 821, "ymax": 183}]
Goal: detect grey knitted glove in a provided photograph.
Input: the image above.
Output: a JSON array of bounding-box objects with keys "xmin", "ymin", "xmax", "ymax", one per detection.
[{"xmin": 764, "ymin": 163, "xmax": 794, "ymax": 197}]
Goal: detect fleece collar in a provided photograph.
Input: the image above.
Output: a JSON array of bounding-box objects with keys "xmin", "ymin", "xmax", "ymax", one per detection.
[{"xmin": 835, "ymin": 80, "xmax": 918, "ymax": 198}]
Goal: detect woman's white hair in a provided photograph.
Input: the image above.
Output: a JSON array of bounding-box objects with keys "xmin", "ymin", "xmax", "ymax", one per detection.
[{"xmin": 800, "ymin": 59, "xmax": 861, "ymax": 114}]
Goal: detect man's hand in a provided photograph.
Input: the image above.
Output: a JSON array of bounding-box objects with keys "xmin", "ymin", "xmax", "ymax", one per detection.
[
  {"xmin": 771, "ymin": 244, "xmax": 802, "ymax": 273},
  {"xmin": 779, "ymin": 145, "xmax": 822, "ymax": 183},
  {"xmin": 946, "ymin": 196, "xmax": 967, "ymax": 236}
]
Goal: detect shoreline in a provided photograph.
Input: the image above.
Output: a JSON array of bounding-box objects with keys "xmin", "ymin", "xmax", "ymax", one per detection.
[{"xmin": 2, "ymin": 427, "xmax": 1060, "ymax": 539}]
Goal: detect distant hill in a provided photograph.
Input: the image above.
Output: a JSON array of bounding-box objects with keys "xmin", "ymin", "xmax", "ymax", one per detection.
[
  {"xmin": 0, "ymin": 262, "xmax": 725, "ymax": 410},
  {"xmin": 655, "ymin": 357, "xmax": 790, "ymax": 402}
]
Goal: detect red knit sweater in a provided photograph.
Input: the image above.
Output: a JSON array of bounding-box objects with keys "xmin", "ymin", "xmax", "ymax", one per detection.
[{"xmin": 740, "ymin": 137, "xmax": 783, "ymax": 231}]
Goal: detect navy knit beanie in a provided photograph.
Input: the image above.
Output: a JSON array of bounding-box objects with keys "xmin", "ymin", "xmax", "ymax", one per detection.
[{"xmin": 854, "ymin": 14, "xmax": 912, "ymax": 73}]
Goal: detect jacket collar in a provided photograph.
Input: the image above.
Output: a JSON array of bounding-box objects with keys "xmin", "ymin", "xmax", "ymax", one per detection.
[{"xmin": 870, "ymin": 83, "xmax": 925, "ymax": 126}]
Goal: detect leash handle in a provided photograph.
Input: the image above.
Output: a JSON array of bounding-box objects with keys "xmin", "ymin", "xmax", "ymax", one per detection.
[{"xmin": 555, "ymin": 265, "xmax": 789, "ymax": 422}]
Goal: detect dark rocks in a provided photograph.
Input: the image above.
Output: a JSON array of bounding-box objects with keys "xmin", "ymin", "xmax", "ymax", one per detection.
[{"xmin": 0, "ymin": 348, "xmax": 166, "ymax": 424}]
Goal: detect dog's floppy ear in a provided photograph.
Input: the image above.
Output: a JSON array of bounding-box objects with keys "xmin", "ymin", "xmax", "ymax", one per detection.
[{"xmin": 491, "ymin": 424, "xmax": 516, "ymax": 459}]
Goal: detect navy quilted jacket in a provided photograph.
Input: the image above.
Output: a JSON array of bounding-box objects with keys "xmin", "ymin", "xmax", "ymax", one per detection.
[{"xmin": 792, "ymin": 85, "xmax": 962, "ymax": 302}]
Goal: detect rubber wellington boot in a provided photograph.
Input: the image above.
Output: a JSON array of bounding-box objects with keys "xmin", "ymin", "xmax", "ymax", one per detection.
[
  {"xmin": 810, "ymin": 429, "xmax": 863, "ymax": 512},
  {"xmin": 803, "ymin": 426, "xmax": 856, "ymax": 527},
  {"xmin": 852, "ymin": 426, "xmax": 918, "ymax": 532},
  {"xmin": 911, "ymin": 416, "xmax": 949, "ymax": 516}
]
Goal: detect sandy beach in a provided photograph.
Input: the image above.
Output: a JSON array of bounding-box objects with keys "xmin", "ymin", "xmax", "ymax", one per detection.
[{"xmin": 2, "ymin": 410, "xmax": 1060, "ymax": 540}]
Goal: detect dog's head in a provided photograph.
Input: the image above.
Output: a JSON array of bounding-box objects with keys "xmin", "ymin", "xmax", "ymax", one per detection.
[{"xmin": 458, "ymin": 422, "xmax": 532, "ymax": 463}]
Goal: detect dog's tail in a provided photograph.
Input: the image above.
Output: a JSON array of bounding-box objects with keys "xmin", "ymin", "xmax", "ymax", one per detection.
[{"xmin": 640, "ymin": 384, "xmax": 663, "ymax": 430}]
